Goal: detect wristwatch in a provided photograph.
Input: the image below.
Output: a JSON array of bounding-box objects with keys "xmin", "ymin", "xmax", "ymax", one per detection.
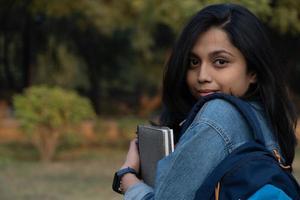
[{"xmin": 112, "ymin": 167, "xmax": 138, "ymax": 194}]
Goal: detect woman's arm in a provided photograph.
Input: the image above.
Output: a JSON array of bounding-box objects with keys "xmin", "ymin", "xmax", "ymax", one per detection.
[
  {"xmin": 120, "ymin": 138, "xmax": 154, "ymax": 199},
  {"xmin": 122, "ymin": 120, "xmax": 229, "ymax": 200},
  {"xmin": 120, "ymin": 139, "xmax": 142, "ymax": 192}
]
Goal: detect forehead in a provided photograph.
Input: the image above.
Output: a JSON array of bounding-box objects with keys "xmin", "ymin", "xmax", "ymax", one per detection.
[{"xmin": 191, "ymin": 27, "xmax": 240, "ymax": 55}]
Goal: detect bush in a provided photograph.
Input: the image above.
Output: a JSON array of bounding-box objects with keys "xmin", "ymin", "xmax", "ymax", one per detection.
[{"xmin": 13, "ymin": 85, "xmax": 95, "ymax": 162}]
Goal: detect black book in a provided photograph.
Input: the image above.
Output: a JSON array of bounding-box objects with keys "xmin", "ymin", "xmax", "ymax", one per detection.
[{"xmin": 137, "ymin": 125, "xmax": 174, "ymax": 187}]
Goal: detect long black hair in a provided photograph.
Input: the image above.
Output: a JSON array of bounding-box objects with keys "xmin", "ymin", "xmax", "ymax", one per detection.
[{"xmin": 160, "ymin": 3, "xmax": 297, "ymax": 165}]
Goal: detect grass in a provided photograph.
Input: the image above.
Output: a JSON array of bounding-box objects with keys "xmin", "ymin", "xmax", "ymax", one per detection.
[
  {"xmin": 0, "ymin": 115, "xmax": 147, "ymax": 200},
  {"xmin": 0, "ymin": 146, "xmax": 126, "ymax": 200},
  {"xmin": 0, "ymin": 144, "xmax": 300, "ymax": 200}
]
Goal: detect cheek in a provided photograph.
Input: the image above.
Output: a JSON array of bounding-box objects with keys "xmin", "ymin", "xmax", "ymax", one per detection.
[
  {"xmin": 216, "ymin": 72, "xmax": 250, "ymax": 95},
  {"xmin": 186, "ymin": 71, "xmax": 195, "ymax": 87},
  {"xmin": 223, "ymin": 77, "xmax": 251, "ymax": 96},
  {"xmin": 214, "ymin": 74, "xmax": 234, "ymax": 87}
]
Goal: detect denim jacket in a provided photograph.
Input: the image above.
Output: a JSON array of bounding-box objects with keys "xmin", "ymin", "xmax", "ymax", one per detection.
[{"xmin": 124, "ymin": 99, "xmax": 282, "ymax": 200}]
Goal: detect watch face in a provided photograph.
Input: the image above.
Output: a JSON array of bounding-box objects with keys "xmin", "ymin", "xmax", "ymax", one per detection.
[{"xmin": 112, "ymin": 172, "xmax": 122, "ymax": 194}]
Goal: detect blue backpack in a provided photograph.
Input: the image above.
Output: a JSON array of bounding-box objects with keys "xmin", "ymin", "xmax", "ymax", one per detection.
[{"xmin": 180, "ymin": 93, "xmax": 300, "ymax": 200}]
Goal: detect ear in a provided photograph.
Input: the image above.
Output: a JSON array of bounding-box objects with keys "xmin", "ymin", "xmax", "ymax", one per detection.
[{"xmin": 249, "ymin": 72, "xmax": 257, "ymax": 84}]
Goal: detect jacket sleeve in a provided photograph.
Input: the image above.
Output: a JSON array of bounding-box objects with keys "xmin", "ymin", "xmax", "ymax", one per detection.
[
  {"xmin": 125, "ymin": 119, "xmax": 230, "ymax": 200},
  {"xmin": 124, "ymin": 182, "xmax": 153, "ymax": 200}
]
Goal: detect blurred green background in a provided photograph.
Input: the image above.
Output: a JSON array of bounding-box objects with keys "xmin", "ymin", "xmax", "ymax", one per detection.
[{"xmin": 1, "ymin": 0, "xmax": 300, "ymax": 199}]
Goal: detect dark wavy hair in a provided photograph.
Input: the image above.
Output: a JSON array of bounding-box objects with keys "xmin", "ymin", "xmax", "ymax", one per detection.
[{"xmin": 159, "ymin": 3, "xmax": 297, "ymax": 165}]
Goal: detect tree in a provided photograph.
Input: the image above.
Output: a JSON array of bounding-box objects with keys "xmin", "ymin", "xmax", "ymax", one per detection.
[
  {"xmin": 13, "ymin": 85, "xmax": 95, "ymax": 162},
  {"xmin": 1, "ymin": 0, "xmax": 300, "ymax": 114}
]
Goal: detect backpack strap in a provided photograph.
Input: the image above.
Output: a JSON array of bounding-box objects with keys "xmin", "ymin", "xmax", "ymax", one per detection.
[{"xmin": 179, "ymin": 93, "xmax": 265, "ymax": 145}]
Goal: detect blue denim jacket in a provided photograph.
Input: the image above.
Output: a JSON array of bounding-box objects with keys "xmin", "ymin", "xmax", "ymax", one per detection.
[{"xmin": 124, "ymin": 99, "xmax": 282, "ymax": 200}]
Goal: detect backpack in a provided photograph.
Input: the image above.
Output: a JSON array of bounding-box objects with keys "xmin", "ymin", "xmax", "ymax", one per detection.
[{"xmin": 179, "ymin": 93, "xmax": 300, "ymax": 200}]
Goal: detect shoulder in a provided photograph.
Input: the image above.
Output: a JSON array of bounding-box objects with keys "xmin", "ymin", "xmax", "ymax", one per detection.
[
  {"xmin": 195, "ymin": 98, "xmax": 265, "ymax": 124},
  {"xmin": 191, "ymin": 99, "xmax": 253, "ymax": 151},
  {"xmin": 195, "ymin": 99, "xmax": 244, "ymax": 122},
  {"xmin": 197, "ymin": 98, "xmax": 250, "ymax": 133}
]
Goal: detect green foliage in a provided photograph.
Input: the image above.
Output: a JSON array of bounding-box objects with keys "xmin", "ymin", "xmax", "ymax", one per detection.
[
  {"xmin": 34, "ymin": 37, "xmax": 89, "ymax": 90},
  {"xmin": 269, "ymin": 0, "xmax": 300, "ymax": 34},
  {"xmin": 13, "ymin": 85, "xmax": 95, "ymax": 134},
  {"xmin": 2, "ymin": 0, "xmax": 300, "ymax": 114}
]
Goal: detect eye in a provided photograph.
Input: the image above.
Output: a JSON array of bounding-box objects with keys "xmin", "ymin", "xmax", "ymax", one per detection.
[
  {"xmin": 214, "ymin": 58, "xmax": 229, "ymax": 67},
  {"xmin": 189, "ymin": 57, "xmax": 200, "ymax": 68}
]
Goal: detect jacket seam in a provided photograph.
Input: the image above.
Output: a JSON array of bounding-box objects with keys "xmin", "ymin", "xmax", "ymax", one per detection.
[{"xmin": 189, "ymin": 118, "xmax": 233, "ymax": 153}]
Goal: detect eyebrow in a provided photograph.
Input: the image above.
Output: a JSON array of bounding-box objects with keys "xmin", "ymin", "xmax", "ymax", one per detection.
[
  {"xmin": 190, "ymin": 49, "xmax": 235, "ymax": 58},
  {"xmin": 211, "ymin": 50, "xmax": 235, "ymax": 57}
]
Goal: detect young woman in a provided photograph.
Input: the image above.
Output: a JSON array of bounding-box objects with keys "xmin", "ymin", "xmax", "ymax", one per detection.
[{"xmin": 115, "ymin": 3, "xmax": 297, "ymax": 199}]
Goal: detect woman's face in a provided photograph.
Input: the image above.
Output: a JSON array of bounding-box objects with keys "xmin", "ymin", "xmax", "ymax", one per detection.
[{"xmin": 186, "ymin": 27, "xmax": 256, "ymax": 98}]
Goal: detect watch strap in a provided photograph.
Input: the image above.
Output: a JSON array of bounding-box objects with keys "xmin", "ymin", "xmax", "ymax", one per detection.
[
  {"xmin": 117, "ymin": 167, "xmax": 137, "ymax": 177},
  {"xmin": 112, "ymin": 167, "xmax": 137, "ymax": 194}
]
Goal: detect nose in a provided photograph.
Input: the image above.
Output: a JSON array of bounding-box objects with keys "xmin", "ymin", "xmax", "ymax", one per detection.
[{"xmin": 197, "ymin": 63, "xmax": 212, "ymax": 83}]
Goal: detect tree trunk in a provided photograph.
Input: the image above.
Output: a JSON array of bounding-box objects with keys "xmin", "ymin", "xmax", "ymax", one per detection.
[
  {"xmin": 3, "ymin": 31, "xmax": 15, "ymax": 89},
  {"xmin": 33, "ymin": 127, "xmax": 60, "ymax": 162},
  {"xmin": 22, "ymin": 6, "xmax": 31, "ymax": 89}
]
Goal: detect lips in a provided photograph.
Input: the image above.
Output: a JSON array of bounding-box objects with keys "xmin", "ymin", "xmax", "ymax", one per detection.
[{"xmin": 197, "ymin": 90, "xmax": 219, "ymax": 97}]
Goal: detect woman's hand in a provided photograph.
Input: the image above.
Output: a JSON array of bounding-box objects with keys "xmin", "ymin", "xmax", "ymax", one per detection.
[
  {"xmin": 120, "ymin": 138, "xmax": 142, "ymax": 193},
  {"xmin": 121, "ymin": 138, "xmax": 140, "ymax": 172}
]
